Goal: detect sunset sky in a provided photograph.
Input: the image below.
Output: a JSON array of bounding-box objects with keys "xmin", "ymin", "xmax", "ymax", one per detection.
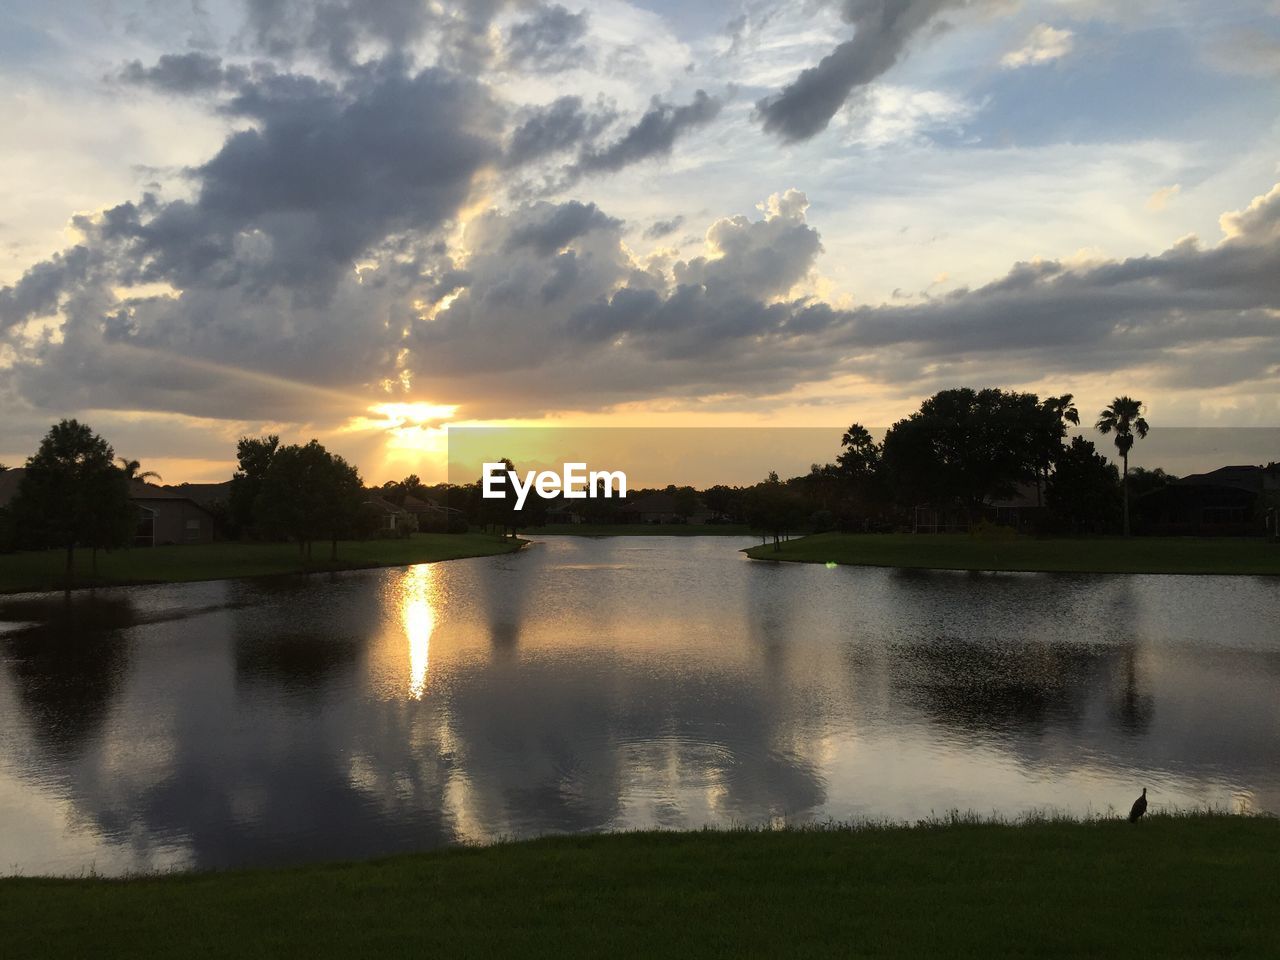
[{"xmin": 2, "ymin": 0, "xmax": 1279, "ymax": 483}]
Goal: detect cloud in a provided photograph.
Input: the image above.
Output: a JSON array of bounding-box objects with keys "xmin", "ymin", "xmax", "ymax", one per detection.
[
  {"xmin": 117, "ymin": 53, "xmax": 245, "ymax": 94},
  {"xmin": 755, "ymin": 0, "xmax": 989, "ymax": 143},
  {"xmin": 6, "ymin": 177, "xmax": 1280, "ymax": 425},
  {"xmin": 571, "ymin": 90, "xmax": 722, "ymax": 177},
  {"xmin": 644, "ymin": 216, "xmax": 685, "ymax": 240},
  {"xmin": 1000, "ymin": 24, "xmax": 1074, "ymax": 69},
  {"xmin": 503, "ymin": 3, "xmax": 591, "ymax": 73},
  {"xmin": 505, "ymin": 200, "xmax": 623, "ymax": 256},
  {"xmin": 1203, "ymin": 27, "xmax": 1280, "ymax": 77},
  {"xmin": 503, "ymin": 96, "xmax": 616, "ymax": 168},
  {"xmin": 241, "ymin": 0, "xmax": 443, "ymax": 69},
  {"xmin": 1145, "ymin": 183, "xmax": 1181, "ymax": 212},
  {"xmin": 402, "ymin": 183, "xmax": 1280, "ymax": 413}
]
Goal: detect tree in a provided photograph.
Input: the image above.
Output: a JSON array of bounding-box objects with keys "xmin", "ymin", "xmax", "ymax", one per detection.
[
  {"xmin": 320, "ymin": 454, "xmax": 365, "ymax": 560},
  {"xmin": 255, "ymin": 440, "xmax": 344, "ymax": 559},
  {"xmin": 1033, "ymin": 394, "xmax": 1079, "ymax": 505},
  {"xmin": 229, "ymin": 435, "xmax": 279, "ymax": 537},
  {"xmin": 836, "ymin": 423, "xmax": 881, "ymax": 479},
  {"xmin": 881, "ymin": 388, "xmax": 1041, "ymax": 522},
  {"xmin": 1095, "ymin": 396, "xmax": 1150, "ymax": 536},
  {"xmin": 117, "ymin": 458, "xmax": 162, "ymax": 483},
  {"xmin": 10, "ymin": 420, "xmax": 132, "ymax": 580},
  {"xmin": 1045, "ymin": 437, "xmax": 1122, "ymax": 534},
  {"xmin": 744, "ymin": 472, "xmax": 807, "ymax": 551}
]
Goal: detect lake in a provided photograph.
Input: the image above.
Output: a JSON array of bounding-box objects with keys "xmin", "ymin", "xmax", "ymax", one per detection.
[{"xmin": 1, "ymin": 536, "xmax": 1277, "ymax": 875}]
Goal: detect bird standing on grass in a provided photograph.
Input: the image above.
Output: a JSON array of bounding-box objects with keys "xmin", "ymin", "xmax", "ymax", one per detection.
[{"xmin": 1129, "ymin": 788, "xmax": 1148, "ymax": 822}]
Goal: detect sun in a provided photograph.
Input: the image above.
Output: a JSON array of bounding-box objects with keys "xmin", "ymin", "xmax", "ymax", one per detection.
[{"xmin": 342, "ymin": 400, "xmax": 459, "ymax": 468}]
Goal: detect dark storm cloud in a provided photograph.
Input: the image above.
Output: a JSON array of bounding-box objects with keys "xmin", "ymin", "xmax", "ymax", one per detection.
[
  {"xmin": 757, "ymin": 0, "xmax": 981, "ymax": 142},
  {"xmin": 644, "ymin": 215, "xmax": 685, "ymax": 240},
  {"xmin": 505, "ymin": 201, "xmax": 622, "ymax": 256},
  {"xmin": 0, "ymin": 245, "xmax": 97, "ymax": 335},
  {"xmin": 111, "ymin": 62, "xmax": 501, "ymax": 292},
  {"xmin": 242, "ymin": 0, "xmax": 438, "ymax": 68},
  {"xmin": 504, "ymin": 3, "xmax": 590, "ymax": 72},
  {"xmin": 117, "ymin": 52, "xmax": 245, "ymax": 94},
  {"xmin": 503, "ymin": 96, "xmax": 616, "ymax": 168},
  {"xmin": 572, "ymin": 90, "xmax": 722, "ymax": 176}
]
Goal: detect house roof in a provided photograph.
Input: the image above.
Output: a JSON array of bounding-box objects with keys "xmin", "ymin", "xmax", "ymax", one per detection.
[
  {"xmin": 1174, "ymin": 465, "xmax": 1280, "ymax": 492},
  {"xmin": 163, "ymin": 481, "xmax": 232, "ymax": 506},
  {"xmin": 401, "ymin": 494, "xmax": 442, "ymax": 513},
  {"xmin": 363, "ymin": 493, "xmax": 410, "ymax": 515},
  {"xmin": 128, "ymin": 480, "xmax": 217, "ymax": 515}
]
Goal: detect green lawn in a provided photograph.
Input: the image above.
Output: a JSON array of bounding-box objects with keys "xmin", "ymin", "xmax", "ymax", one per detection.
[
  {"xmin": 522, "ymin": 523, "xmax": 752, "ymax": 536},
  {"xmin": 0, "ymin": 533, "xmax": 523, "ymax": 594},
  {"xmin": 745, "ymin": 531, "xmax": 1280, "ymax": 575},
  {"xmin": 1, "ymin": 815, "xmax": 1275, "ymax": 958}
]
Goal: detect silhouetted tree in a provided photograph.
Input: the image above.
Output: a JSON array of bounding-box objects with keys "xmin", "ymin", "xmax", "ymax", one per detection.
[
  {"xmin": 881, "ymin": 388, "xmax": 1040, "ymax": 522},
  {"xmin": 1045, "ymin": 437, "xmax": 1122, "ymax": 534},
  {"xmin": 229, "ymin": 434, "xmax": 279, "ymax": 537},
  {"xmin": 321, "ymin": 454, "xmax": 365, "ymax": 560},
  {"xmin": 836, "ymin": 423, "xmax": 881, "ymax": 479},
  {"xmin": 11, "ymin": 420, "xmax": 131, "ymax": 580},
  {"xmin": 744, "ymin": 472, "xmax": 808, "ymax": 551},
  {"xmin": 1096, "ymin": 396, "xmax": 1150, "ymax": 536},
  {"xmin": 117, "ymin": 457, "xmax": 162, "ymax": 483},
  {"xmin": 1033, "ymin": 394, "xmax": 1080, "ymax": 505},
  {"xmin": 256, "ymin": 440, "xmax": 336, "ymax": 558}
]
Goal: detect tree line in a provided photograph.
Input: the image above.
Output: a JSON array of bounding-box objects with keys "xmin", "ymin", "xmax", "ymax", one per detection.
[
  {"xmin": 0, "ymin": 421, "xmax": 390, "ymax": 572},
  {"xmin": 433, "ymin": 389, "xmax": 1159, "ymax": 545}
]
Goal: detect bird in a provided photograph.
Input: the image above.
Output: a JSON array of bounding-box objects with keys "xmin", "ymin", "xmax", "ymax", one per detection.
[{"xmin": 1128, "ymin": 787, "xmax": 1148, "ymax": 823}]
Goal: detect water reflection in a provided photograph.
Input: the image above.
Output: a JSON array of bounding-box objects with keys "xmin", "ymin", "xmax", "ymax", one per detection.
[
  {"xmin": 0, "ymin": 537, "xmax": 1277, "ymax": 876},
  {"xmin": 403, "ymin": 564, "xmax": 437, "ymax": 699}
]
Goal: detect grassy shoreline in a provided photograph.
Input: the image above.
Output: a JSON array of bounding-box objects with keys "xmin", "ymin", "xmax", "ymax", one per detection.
[
  {"xmin": 1, "ymin": 815, "xmax": 1275, "ymax": 957},
  {"xmin": 0, "ymin": 533, "xmax": 524, "ymax": 594},
  {"xmin": 745, "ymin": 531, "xmax": 1280, "ymax": 575}
]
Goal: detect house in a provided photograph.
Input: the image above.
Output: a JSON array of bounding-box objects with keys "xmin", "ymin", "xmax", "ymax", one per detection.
[
  {"xmin": 163, "ymin": 481, "xmax": 232, "ymax": 511},
  {"xmin": 0, "ymin": 469, "xmax": 217, "ymax": 546},
  {"xmin": 620, "ymin": 492, "xmax": 711, "ymax": 524},
  {"xmin": 363, "ymin": 493, "xmax": 415, "ymax": 534},
  {"xmin": 1137, "ymin": 464, "xmax": 1279, "ymax": 536},
  {"xmin": 128, "ymin": 480, "xmax": 217, "ymax": 546},
  {"xmin": 912, "ymin": 483, "xmax": 1044, "ymax": 533}
]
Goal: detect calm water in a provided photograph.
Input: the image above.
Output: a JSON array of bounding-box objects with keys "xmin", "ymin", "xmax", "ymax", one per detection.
[{"xmin": 1, "ymin": 536, "xmax": 1277, "ymax": 875}]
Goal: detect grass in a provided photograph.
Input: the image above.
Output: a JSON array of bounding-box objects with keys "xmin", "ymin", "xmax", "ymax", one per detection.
[
  {"xmin": 1, "ymin": 814, "xmax": 1275, "ymax": 958},
  {"xmin": 745, "ymin": 531, "xmax": 1280, "ymax": 575},
  {"xmin": 520, "ymin": 523, "xmax": 752, "ymax": 536},
  {"xmin": 0, "ymin": 533, "xmax": 524, "ymax": 594}
]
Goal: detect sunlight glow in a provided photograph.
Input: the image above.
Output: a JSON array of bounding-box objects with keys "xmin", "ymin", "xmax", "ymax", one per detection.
[{"xmin": 402, "ymin": 564, "xmax": 439, "ymax": 700}]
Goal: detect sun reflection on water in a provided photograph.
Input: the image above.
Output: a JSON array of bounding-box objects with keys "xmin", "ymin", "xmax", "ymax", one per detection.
[{"xmin": 402, "ymin": 564, "xmax": 438, "ymax": 699}]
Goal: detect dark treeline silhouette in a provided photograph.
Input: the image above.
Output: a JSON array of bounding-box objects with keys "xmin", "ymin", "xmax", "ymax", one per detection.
[
  {"xmin": 446, "ymin": 387, "xmax": 1170, "ymax": 545},
  {"xmin": 0, "ymin": 422, "xmax": 428, "ymax": 571}
]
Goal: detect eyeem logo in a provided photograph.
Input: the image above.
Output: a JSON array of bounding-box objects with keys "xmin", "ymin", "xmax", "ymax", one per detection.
[{"xmin": 482, "ymin": 462, "xmax": 628, "ymax": 511}]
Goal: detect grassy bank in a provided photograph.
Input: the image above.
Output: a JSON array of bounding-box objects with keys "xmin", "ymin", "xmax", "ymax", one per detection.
[
  {"xmin": 522, "ymin": 523, "xmax": 752, "ymax": 536},
  {"xmin": 745, "ymin": 531, "xmax": 1280, "ymax": 575},
  {"xmin": 1, "ymin": 815, "xmax": 1275, "ymax": 958},
  {"xmin": 0, "ymin": 533, "xmax": 523, "ymax": 594}
]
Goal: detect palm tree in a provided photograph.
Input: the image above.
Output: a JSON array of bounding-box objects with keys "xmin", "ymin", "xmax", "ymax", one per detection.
[
  {"xmin": 1095, "ymin": 397, "xmax": 1149, "ymax": 536},
  {"xmin": 117, "ymin": 457, "xmax": 162, "ymax": 484},
  {"xmin": 1035, "ymin": 394, "xmax": 1080, "ymax": 505}
]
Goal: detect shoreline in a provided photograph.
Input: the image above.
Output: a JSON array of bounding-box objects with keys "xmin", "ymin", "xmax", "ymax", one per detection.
[
  {"xmin": 0, "ymin": 533, "xmax": 526, "ymax": 596},
  {"xmin": 2, "ymin": 814, "xmax": 1274, "ymax": 957},
  {"xmin": 744, "ymin": 531, "xmax": 1280, "ymax": 576}
]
